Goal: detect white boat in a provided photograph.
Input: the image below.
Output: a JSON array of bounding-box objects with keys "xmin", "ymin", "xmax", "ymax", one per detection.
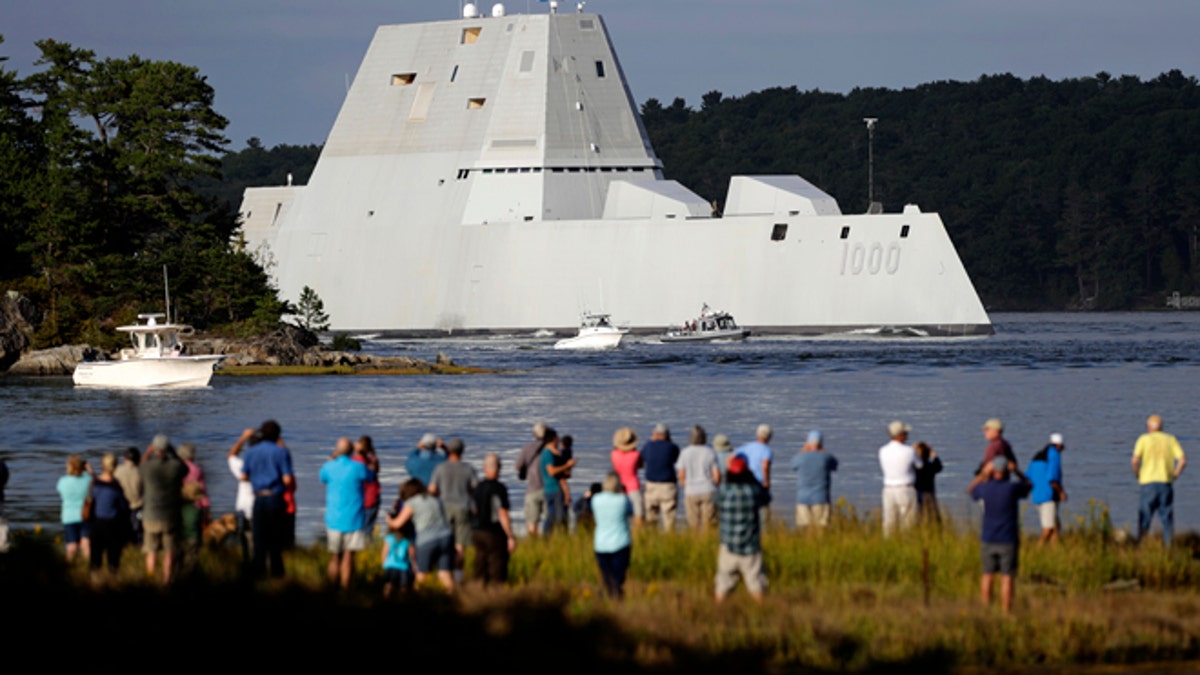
[
  {"xmin": 239, "ymin": 8, "xmax": 993, "ymax": 337},
  {"xmin": 553, "ymin": 313, "xmax": 628, "ymax": 350},
  {"xmin": 73, "ymin": 314, "xmax": 224, "ymax": 388},
  {"xmin": 662, "ymin": 305, "xmax": 750, "ymax": 343}
]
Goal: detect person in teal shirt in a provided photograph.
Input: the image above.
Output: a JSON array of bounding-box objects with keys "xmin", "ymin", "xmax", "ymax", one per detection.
[
  {"xmin": 56, "ymin": 454, "xmax": 93, "ymax": 562},
  {"xmin": 592, "ymin": 472, "xmax": 633, "ymax": 598}
]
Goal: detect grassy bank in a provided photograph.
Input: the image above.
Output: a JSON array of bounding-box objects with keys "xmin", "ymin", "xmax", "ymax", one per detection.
[{"xmin": 5, "ymin": 508, "xmax": 1200, "ymax": 671}]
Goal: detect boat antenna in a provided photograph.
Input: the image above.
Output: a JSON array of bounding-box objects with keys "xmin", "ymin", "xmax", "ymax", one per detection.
[{"xmin": 163, "ymin": 265, "xmax": 172, "ymax": 324}]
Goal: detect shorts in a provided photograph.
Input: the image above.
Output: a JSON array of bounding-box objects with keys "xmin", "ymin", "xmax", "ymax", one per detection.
[
  {"xmin": 981, "ymin": 542, "xmax": 1018, "ymax": 575},
  {"xmin": 627, "ymin": 489, "xmax": 645, "ymax": 518},
  {"xmin": 715, "ymin": 544, "xmax": 766, "ymax": 596},
  {"xmin": 444, "ymin": 504, "xmax": 473, "ymax": 547},
  {"xmin": 143, "ymin": 520, "xmax": 179, "ymax": 554},
  {"xmin": 523, "ymin": 490, "xmax": 546, "ymax": 530},
  {"xmin": 795, "ymin": 503, "xmax": 831, "ymax": 528},
  {"xmin": 1037, "ymin": 501, "xmax": 1059, "ymax": 530},
  {"xmin": 63, "ymin": 521, "xmax": 90, "ymax": 544},
  {"xmin": 415, "ymin": 533, "xmax": 455, "ymax": 573},
  {"xmin": 326, "ymin": 528, "xmax": 367, "ymax": 553},
  {"xmin": 384, "ymin": 568, "xmax": 414, "ymax": 589}
]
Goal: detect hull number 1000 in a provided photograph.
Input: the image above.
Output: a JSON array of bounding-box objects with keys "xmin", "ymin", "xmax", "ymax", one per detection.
[{"xmin": 841, "ymin": 241, "xmax": 901, "ymax": 276}]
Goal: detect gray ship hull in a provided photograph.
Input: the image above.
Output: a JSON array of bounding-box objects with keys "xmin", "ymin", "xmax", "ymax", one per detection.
[{"xmin": 239, "ymin": 12, "xmax": 992, "ymax": 337}]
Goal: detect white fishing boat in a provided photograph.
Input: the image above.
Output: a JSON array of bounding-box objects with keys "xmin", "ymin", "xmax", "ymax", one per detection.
[
  {"xmin": 662, "ymin": 305, "xmax": 750, "ymax": 343},
  {"xmin": 553, "ymin": 313, "xmax": 628, "ymax": 350},
  {"xmin": 73, "ymin": 314, "xmax": 224, "ymax": 388}
]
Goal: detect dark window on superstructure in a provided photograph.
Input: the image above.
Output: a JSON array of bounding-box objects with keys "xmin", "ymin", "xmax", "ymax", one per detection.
[
  {"xmin": 391, "ymin": 73, "xmax": 416, "ymax": 86},
  {"xmin": 450, "ymin": 65, "xmax": 459, "ymax": 82},
  {"xmin": 595, "ymin": 61, "xmax": 606, "ymax": 78},
  {"xmin": 462, "ymin": 27, "xmax": 481, "ymax": 44},
  {"xmin": 771, "ymin": 224, "xmax": 788, "ymax": 242},
  {"xmin": 468, "ymin": 97, "xmax": 486, "ymax": 109},
  {"xmin": 900, "ymin": 225, "xmax": 910, "ymax": 238},
  {"xmin": 457, "ymin": 169, "xmax": 470, "ymax": 180},
  {"xmin": 579, "ymin": 19, "xmax": 595, "ymax": 30},
  {"xmin": 840, "ymin": 226, "xmax": 850, "ymax": 239}
]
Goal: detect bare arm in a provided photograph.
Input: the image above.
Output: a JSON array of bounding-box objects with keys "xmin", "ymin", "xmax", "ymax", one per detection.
[
  {"xmin": 710, "ymin": 466, "xmax": 721, "ymax": 486},
  {"xmin": 499, "ymin": 507, "xmax": 515, "ymax": 552},
  {"xmin": 1131, "ymin": 454, "xmax": 1141, "ymax": 479},
  {"xmin": 1175, "ymin": 453, "xmax": 1187, "ymax": 479},
  {"xmin": 381, "ymin": 538, "xmax": 391, "ymax": 567},
  {"xmin": 387, "ymin": 504, "xmax": 414, "ymax": 530},
  {"xmin": 762, "ymin": 459, "xmax": 771, "ymax": 490},
  {"xmin": 229, "ymin": 428, "xmax": 254, "ymax": 459}
]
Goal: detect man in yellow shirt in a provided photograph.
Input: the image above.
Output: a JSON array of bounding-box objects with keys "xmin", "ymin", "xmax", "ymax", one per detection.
[{"xmin": 1131, "ymin": 414, "xmax": 1187, "ymax": 546}]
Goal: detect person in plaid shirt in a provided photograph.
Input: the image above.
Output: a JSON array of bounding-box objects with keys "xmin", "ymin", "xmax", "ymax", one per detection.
[{"xmin": 715, "ymin": 455, "xmax": 770, "ymax": 602}]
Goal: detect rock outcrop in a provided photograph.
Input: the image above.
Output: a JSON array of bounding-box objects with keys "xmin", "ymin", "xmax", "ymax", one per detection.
[
  {"xmin": 6, "ymin": 345, "xmax": 94, "ymax": 376},
  {"xmin": 0, "ymin": 291, "xmax": 38, "ymax": 372}
]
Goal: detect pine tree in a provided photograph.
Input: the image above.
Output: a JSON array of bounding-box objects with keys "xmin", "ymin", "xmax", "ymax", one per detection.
[{"xmin": 294, "ymin": 286, "xmax": 330, "ymax": 332}]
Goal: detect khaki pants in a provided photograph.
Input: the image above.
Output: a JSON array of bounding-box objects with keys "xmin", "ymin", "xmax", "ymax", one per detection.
[
  {"xmin": 685, "ymin": 493, "xmax": 716, "ymax": 529},
  {"xmin": 644, "ymin": 482, "xmax": 679, "ymax": 531},
  {"xmin": 715, "ymin": 544, "xmax": 766, "ymax": 597},
  {"xmin": 795, "ymin": 503, "xmax": 831, "ymax": 528}
]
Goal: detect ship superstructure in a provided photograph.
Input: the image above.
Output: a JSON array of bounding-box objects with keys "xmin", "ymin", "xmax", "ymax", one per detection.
[{"xmin": 240, "ymin": 7, "xmax": 992, "ymax": 336}]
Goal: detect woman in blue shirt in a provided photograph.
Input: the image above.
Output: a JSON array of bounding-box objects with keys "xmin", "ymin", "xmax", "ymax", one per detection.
[
  {"xmin": 56, "ymin": 454, "xmax": 93, "ymax": 562},
  {"xmin": 592, "ymin": 472, "xmax": 633, "ymax": 598}
]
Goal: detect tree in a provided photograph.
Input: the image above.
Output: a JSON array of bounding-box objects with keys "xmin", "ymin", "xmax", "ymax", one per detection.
[{"xmin": 293, "ymin": 286, "xmax": 330, "ymax": 333}]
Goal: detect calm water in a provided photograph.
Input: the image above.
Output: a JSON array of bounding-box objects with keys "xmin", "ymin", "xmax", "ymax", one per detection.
[{"xmin": 2, "ymin": 312, "xmax": 1198, "ymax": 541}]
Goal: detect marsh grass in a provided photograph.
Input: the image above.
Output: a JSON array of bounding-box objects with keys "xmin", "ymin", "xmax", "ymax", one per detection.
[{"xmin": 6, "ymin": 506, "xmax": 1200, "ymax": 670}]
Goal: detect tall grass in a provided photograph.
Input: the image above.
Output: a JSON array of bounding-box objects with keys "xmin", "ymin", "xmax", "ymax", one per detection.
[{"xmin": 8, "ymin": 503, "xmax": 1200, "ymax": 670}]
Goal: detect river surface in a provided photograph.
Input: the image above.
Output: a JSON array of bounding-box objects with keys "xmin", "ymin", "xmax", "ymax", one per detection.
[{"xmin": 2, "ymin": 312, "xmax": 1198, "ymax": 542}]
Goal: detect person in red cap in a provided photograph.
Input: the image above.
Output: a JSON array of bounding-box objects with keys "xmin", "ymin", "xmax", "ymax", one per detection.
[{"xmin": 715, "ymin": 455, "xmax": 770, "ymax": 602}]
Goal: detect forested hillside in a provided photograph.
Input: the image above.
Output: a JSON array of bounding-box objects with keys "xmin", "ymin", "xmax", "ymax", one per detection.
[
  {"xmin": 642, "ymin": 72, "xmax": 1200, "ymax": 310},
  {"xmin": 215, "ymin": 71, "xmax": 1200, "ymax": 311}
]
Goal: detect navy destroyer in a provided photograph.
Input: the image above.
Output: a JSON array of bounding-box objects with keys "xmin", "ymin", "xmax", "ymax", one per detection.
[{"xmin": 239, "ymin": 5, "xmax": 992, "ymax": 336}]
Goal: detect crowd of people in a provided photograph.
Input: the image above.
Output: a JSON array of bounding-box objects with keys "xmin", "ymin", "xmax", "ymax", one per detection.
[{"xmin": 4, "ymin": 412, "xmax": 1186, "ymax": 609}]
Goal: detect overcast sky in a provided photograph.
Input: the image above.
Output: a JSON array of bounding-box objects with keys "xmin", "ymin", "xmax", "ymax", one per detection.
[{"xmin": 3, "ymin": 0, "xmax": 1197, "ymax": 148}]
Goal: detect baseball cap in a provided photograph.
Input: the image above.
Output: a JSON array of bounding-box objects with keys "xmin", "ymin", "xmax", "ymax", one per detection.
[
  {"xmin": 444, "ymin": 438, "xmax": 465, "ymax": 455},
  {"xmin": 728, "ymin": 455, "xmax": 748, "ymax": 475},
  {"xmin": 418, "ymin": 433, "xmax": 438, "ymax": 448},
  {"xmin": 983, "ymin": 418, "xmax": 1004, "ymax": 432},
  {"xmin": 887, "ymin": 420, "xmax": 912, "ymax": 437},
  {"xmin": 1049, "ymin": 433, "xmax": 1064, "ymax": 446},
  {"xmin": 991, "ymin": 456, "xmax": 1008, "ymax": 473},
  {"xmin": 806, "ymin": 430, "xmax": 823, "ymax": 444}
]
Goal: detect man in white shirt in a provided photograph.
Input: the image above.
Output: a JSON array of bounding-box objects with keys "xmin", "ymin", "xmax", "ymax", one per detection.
[{"xmin": 878, "ymin": 420, "xmax": 923, "ymax": 537}]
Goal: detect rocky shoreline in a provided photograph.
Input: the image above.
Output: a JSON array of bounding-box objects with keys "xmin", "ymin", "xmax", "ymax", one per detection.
[{"xmin": 2, "ymin": 322, "xmax": 464, "ymax": 377}]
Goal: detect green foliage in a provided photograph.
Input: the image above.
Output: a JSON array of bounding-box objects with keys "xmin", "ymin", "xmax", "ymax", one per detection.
[
  {"xmin": 0, "ymin": 37, "xmax": 283, "ymax": 344},
  {"xmin": 192, "ymin": 137, "xmax": 321, "ymax": 210},
  {"xmin": 293, "ymin": 285, "xmax": 329, "ymax": 332},
  {"xmin": 641, "ymin": 72, "xmax": 1200, "ymax": 309},
  {"xmin": 330, "ymin": 332, "xmax": 362, "ymax": 351}
]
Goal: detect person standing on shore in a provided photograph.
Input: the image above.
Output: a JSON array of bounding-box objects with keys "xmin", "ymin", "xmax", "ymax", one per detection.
[
  {"xmin": 715, "ymin": 456, "xmax": 769, "ymax": 603},
  {"xmin": 353, "ymin": 436, "xmax": 382, "ymax": 538},
  {"xmin": 676, "ymin": 425, "xmax": 721, "ymax": 530},
  {"xmin": 113, "ymin": 447, "xmax": 143, "ymax": 545},
  {"xmin": 978, "ymin": 418, "xmax": 1017, "ymax": 476},
  {"xmin": 791, "ymin": 430, "xmax": 838, "ymax": 530},
  {"xmin": 913, "ymin": 442, "xmax": 943, "ymax": 525},
  {"xmin": 387, "ymin": 479, "xmax": 456, "ymax": 593},
  {"xmin": 57, "ymin": 454, "xmax": 92, "ymax": 562},
  {"xmin": 969, "ymin": 456, "xmax": 1031, "ymax": 614},
  {"xmin": 1132, "ymin": 415, "xmax": 1186, "ymax": 546},
  {"xmin": 406, "ymin": 433, "xmax": 445, "ymax": 486},
  {"xmin": 429, "ymin": 437, "xmax": 478, "ymax": 578},
  {"xmin": 470, "ymin": 452, "xmax": 516, "ymax": 586},
  {"xmin": 641, "ymin": 423, "xmax": 681, "ymax": 531},
  {"xmin": 140, "ymin": 435, "xmax": 186, "ymax": 583},
  {"xmin": 879, "ymin": 421, "xmax": 921, "ymax": 537},
  {"xmin": 540, "ymin": 429, "xmax": 572, "ymax": 533},
  {"xmin": 1027, "ymin": 433, "xmax": 1067, "ymax": 545},
  {"xmin": 610, "ymin": 427, "xmax": 644, "ymax": 527},
  {"xmin": 592, "ymin": 472, "xmax": 634, "ymax": 598},
  {"xmin": 227, "ymin": 430, "xmax": 258, "ymax": 567},
  {"xmin": 89, "ymin": 453, "xmax": 130, "ymax": 575},
  {"xmin": 320, "ymin": 437, "xmax": 371, "ymax": 590},
  {"xmin": 239, "ymin": 420, "xmax": 295, "ymax": 579},
  {"xmin": 735, "ymin": 424, "xmax": 774, "ymax": 524},
  {"xmin": 516, "ymin": 422, "xmax": 548, "ymax": 536}
]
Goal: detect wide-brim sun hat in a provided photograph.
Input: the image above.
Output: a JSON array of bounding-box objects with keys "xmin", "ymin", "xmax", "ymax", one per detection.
[{"xmin": 613, "ymin": 427, "xmax": 638, "ymax": 451}]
